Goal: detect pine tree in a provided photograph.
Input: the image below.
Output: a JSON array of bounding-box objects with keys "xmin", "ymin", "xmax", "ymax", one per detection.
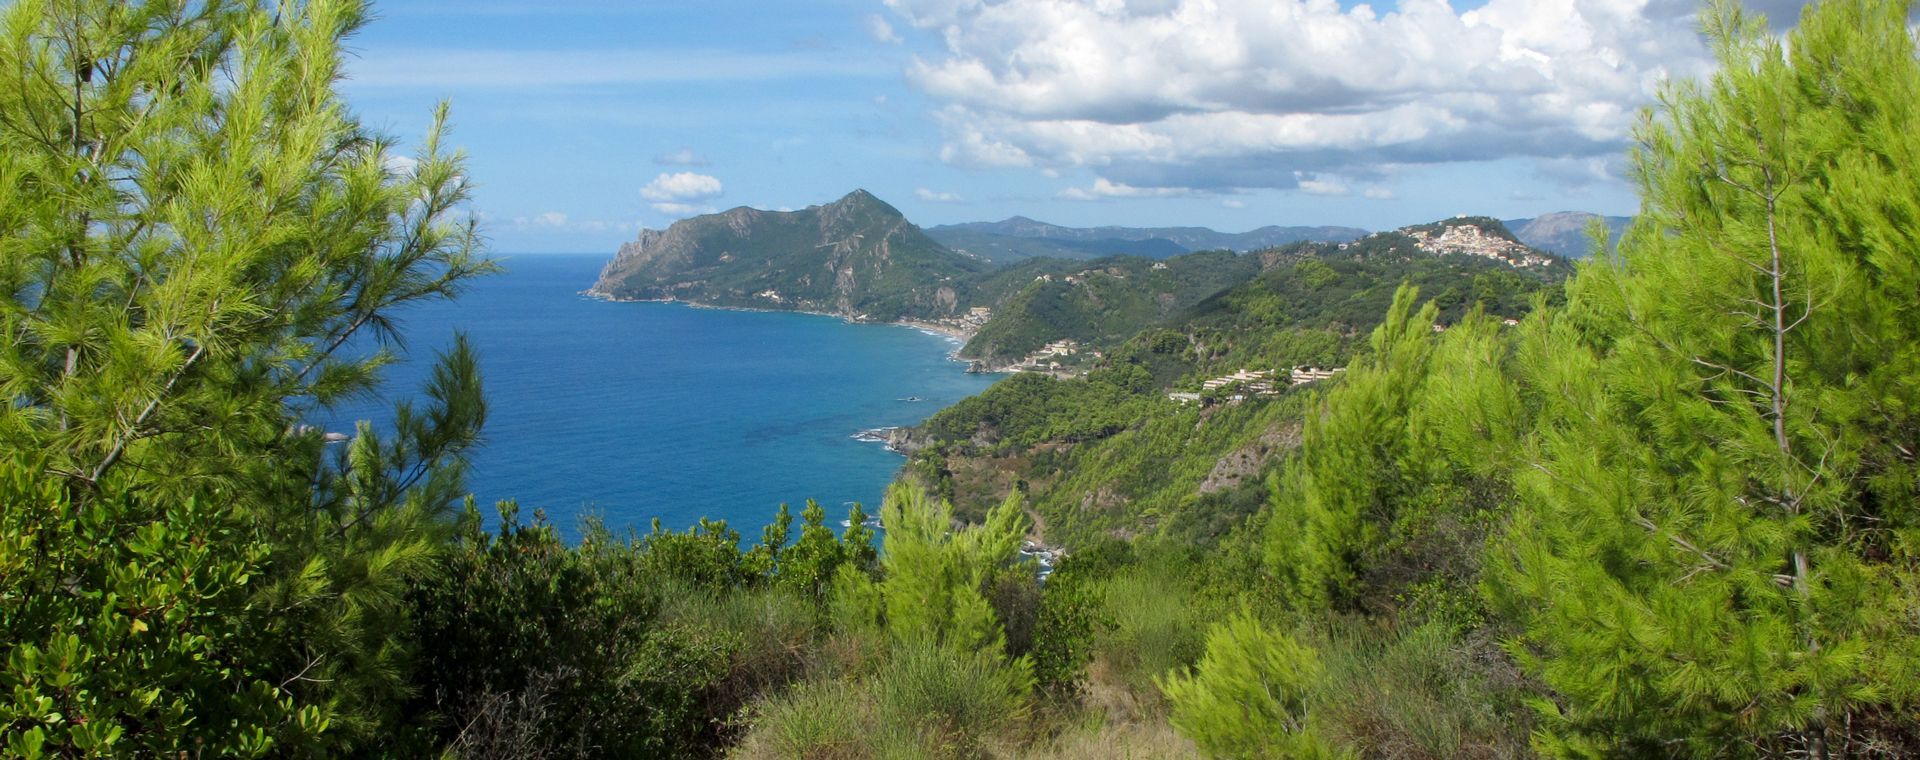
[
  {"xmin": 1264, "ymin": 284, "xmax": 1439, "ymax": 612},
  {"xmin": 1161, "ymin": 614, "xmax": 1349, "ymax": 760},
  {"xmin": 0, "ymin": 0, "xmax": 492, "ymax": 751},
  {"xmin": 1490, "ymin": 0, "xmax": 1920, "ymax": 754}
]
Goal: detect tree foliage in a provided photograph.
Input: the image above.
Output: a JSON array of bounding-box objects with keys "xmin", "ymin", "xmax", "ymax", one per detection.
[
  {"xmin": 0, "ymin": 0, "xmax": 490, "ymax": 751},
  {"xmin": 1489, "ymin": 1, "xmax": 1920, "ymax": 754}
]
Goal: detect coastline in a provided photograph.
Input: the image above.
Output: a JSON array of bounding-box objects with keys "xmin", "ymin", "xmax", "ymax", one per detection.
[
  {"xmin": 583, "ymin": 288, "xmax": 980, "ymax": 347},
  {"xmin": 893, "ymin": 319, "xmax": 975, "ymax": 344}
]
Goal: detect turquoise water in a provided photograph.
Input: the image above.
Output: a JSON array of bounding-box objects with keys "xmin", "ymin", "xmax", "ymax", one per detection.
[{"xmin": 321, "ymin": 254, "xmax": 998, "ymax": 536}]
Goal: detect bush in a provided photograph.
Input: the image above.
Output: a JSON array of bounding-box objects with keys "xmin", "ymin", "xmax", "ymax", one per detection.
[
  {"xmin": 731, "ymin": 643, "xmax": 1034, "ymax": 760},
  {"xmin": 1095, "ymin": 570, "xmax": 1213, "ymax": 698},
  {"xmin": 1311, "ymin": 623, "xmax": 1530, "ymax": 760},
  {"xmin": 730, "ymin": 678, "xmax": 873, "ymax": 760},
  {"xmin": 1160, "ymin": 614, "xmax": 1346, "ymax": 760},
  {"xmin": 0, "ymin": 460, "xmax": 320, "ymax": 757},
  {"xmin": 873, "ymin": 643, "xmax": 1035, "ymax": 755}
]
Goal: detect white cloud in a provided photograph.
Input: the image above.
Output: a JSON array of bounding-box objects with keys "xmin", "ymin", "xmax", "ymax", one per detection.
[
  {"xmin": 1221, "ymin": 198, "xmax": 1246, "ymax": 209},
  {"xmin": 891, "ymin": 0, "xmax": 1733, "ymax": 193},
  {"xmin": 1059, "ymin": 177, "xmax": 1195, "ymax": 200},
  {"xmin": 865, "ymin": 14, "xmax": 903, "ymax": 44},
  {"xmin": 535, "ymin": 211, "xmax": 569, "ymax": 227},
  {"xmin": 915, "ymin": 187, "xmax": 963, "ymax": 202},
  {"xmin": 641, "ymin": 172, "xmax": 724, "ymax": 215},
  {"xmin": 1364, "ymin": 187, "xmax": 1397, "ymax": 200},
  {"xmin": 653, "ymin": 147, "xmax": 709, "ymax": 166},
  {"xmin": 1296, "ymin": 173, "xmax": 1350, "ymax": 197},
  {"xmin": 641, "ymin": 172, "xmax": 724, "ymax": 202}
]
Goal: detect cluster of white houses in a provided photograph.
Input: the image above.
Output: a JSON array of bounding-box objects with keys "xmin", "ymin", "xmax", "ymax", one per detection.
[
  {"xmin": 1009, "ymin": 339, "xmax": 1084, "ymax": 373},
  {"xmin": 1168, "ymin": 365, "xmax": 1347, "ymax": 404}
]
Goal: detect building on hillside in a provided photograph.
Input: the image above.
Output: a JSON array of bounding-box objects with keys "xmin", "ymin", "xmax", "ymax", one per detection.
[{"xmin": 1288, "ymin": 366, "xmax": 1345, "ymax": 385}]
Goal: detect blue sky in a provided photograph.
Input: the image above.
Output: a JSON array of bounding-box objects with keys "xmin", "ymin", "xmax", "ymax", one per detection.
[{"xmin": 340, "ymin": 0, "xmax": 1805, "ymax": 253}]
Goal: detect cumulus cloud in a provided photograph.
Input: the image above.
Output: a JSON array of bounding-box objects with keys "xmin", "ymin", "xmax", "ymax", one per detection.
[
  {"xmin": 641, "ymin": 172, "xmax": 724, "ymax": 214},
  {"xmin": 889, "ymin": 0, "xmax": 1739, "ymax": 193},
  {"xmin": 1364, "ymin": 187, "xmax": 1398, "ymax": 200},
  {"xmin": 916, "ymin": 187, "xmax": 964, "ymax": 202},
  {"xmin": 641, "ymin": 172, "xmax": 723, "ymax": 201}
]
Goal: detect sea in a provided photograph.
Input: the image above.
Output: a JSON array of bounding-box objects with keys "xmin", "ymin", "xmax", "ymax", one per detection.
[{"xmin": 317, "ymin": 253, "xmax": 1000, "ymax": 538}]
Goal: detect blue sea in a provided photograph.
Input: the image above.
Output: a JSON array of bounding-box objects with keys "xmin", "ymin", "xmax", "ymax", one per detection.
[{"xmin": 320, "ymin": 253, "xmax": 999, "ymax": 537}]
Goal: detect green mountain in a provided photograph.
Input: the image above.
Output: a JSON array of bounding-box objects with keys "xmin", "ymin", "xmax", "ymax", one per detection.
[
  {"xmin": 588, "ymin": 190, "xmax": 987, "ymax": 321},
  {"xmin": 953, "ymin": 216, "xmax": 1565, "ymax": 367},
  {"xmin": 959, "ymin": 251, "xmax": 1261, "ymax": 366}
]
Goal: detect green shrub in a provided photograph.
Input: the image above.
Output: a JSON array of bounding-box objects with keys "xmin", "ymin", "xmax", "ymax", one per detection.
[
  {"xmin": 731, "ymin": 678, "xmax": 873, "ymax": 760},
  {"xmin": 1096, "ymin": 570, "xmax": 1212, "ymax": 696},
  {"xmin": 872, "ymin": 643, "xmax": 1035, "ymax": 758},
  {"xmin": 0, "ymin": 459, "xmax": 319, "ymax": 757},
  {"xmin": 1311, "ymin": 623, "xmax": 1530, "ymax": 760},
  {"xmin": 1160, "ymin": 614, "xmax": 1347, "ymax": 760}
]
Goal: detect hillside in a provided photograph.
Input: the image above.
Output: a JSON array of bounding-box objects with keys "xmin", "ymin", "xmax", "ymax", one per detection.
[
  {"xmin": 904, "ymin": 237, "xmax": 1568, "ymax": 546},
  {"xmin": 588, "ymin": 190, "xmax": 987, "ymax": 321},
  {"xmin": 949, "ymin": 216, "xmax": 1566, "ymax": 369},
  {"xmin": 960, "ymin": 250, "xmax": 1261, "ymax": 366}
]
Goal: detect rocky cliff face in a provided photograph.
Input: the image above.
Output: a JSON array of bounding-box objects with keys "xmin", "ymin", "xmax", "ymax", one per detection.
[{"xmin": 589, "ymin": 190, "xmax": 988, "ymax": 322}]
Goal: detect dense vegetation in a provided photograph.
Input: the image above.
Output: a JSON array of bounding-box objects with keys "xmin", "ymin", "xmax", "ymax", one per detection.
[{"xmin": 3, "ymin": 0, "xmax": 1918, "ymax": 758}]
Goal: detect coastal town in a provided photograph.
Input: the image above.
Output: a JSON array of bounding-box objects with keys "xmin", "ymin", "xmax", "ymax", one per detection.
[{"xmin": 1167, "ymin": 365, "xmax": 1347, "ymax": 404}]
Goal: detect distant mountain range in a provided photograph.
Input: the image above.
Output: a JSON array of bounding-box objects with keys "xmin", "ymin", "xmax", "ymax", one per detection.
[
  {"xmin": 924, "ymin": 212, "xmax": 1629, "ymax": 263},
  {"xmin": 592, "ymin": 191, "xmax": 1592, "ymax": 361},
  {"xmin": 925, "ymin": 217, "xmax": 1368, "ymax": 264}
]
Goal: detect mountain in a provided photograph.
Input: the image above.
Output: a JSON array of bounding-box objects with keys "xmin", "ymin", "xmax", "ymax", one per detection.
[
  {"xmin": 929, "ymin": 217, "xmax": 1367, "ymax": 253},
  {"xmin": 589, "ymin": 190, "xmax": 988, "ymax": 321},
  {"xmin": 1503, "ymin": 211, "xmax": 1632, "ymax": 258},
  {"xmin": 925, "ymin": 227, "xmax": 1188, "ymax": 264},
  {"xmin": 952, "ymin": 216, "xmax": 1565, "ymax": 368}
]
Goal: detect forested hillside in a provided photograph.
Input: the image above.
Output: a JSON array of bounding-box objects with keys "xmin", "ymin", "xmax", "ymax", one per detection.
[{"xmin": 3, "ymin": 1, "xmax": 1917, "ymax": 758}]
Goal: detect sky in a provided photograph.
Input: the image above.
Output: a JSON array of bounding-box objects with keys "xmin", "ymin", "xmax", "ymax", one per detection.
[{"xmin": 339, "ymin": 0, "xmax": 1820, "ymax": 253}]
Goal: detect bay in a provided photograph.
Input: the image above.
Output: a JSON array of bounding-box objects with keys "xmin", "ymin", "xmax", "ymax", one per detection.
[{"xmin": 319, "ymin": 253, "xmax": 999, "ymax": 537}]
